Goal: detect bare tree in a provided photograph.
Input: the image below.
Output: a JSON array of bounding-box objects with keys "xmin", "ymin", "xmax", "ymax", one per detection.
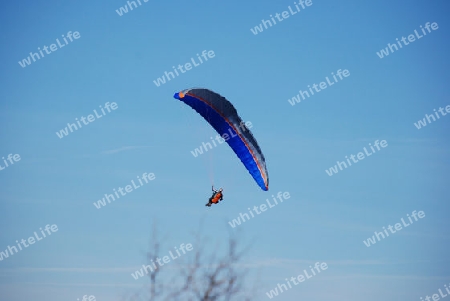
[{"xmin": 127, "ymin": 222, "xmax": 258, "ymax": 301}]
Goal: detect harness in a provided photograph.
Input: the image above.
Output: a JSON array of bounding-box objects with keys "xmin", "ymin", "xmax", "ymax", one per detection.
[{"xmin": 211, "ymin": 192, "xmax": 223, "ymax": 203}]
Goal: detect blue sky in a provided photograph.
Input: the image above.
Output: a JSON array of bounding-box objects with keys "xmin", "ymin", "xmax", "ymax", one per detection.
[{"xmin": 1, "ymin": 0, "xmax": 449, "ymax": 300}]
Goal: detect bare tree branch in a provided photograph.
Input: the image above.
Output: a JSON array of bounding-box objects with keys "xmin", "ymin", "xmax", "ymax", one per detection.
[{"xmin": 129, "ymin": 222, "xmax": 256, "ymax": 301}]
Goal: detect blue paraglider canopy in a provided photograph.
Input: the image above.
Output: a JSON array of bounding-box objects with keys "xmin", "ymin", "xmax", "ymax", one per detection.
[{"xmin": 174, "ymin": 88, "xmax": 269, "ymax": 191}]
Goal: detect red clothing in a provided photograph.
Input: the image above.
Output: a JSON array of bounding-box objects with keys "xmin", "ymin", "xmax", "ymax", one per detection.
[{"xmin": 211, "ymin": 192, "xmax": 223, "ymax": 204}]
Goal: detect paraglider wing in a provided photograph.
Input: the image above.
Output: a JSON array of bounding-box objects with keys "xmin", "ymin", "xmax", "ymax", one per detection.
[{"xmin": 174, "ymin": 88, "xmax": 269, "ymax": 191}]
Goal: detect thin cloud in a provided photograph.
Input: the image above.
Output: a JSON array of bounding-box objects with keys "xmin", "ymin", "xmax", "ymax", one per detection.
[
  {"xmin": 1, "ymin": 267, "xmax": 133, "ymax": 273},
  {"xmin": 101, "ymin": 146, "xmax": 152, "ymax": 155},
  {"xmin": 234, "ymin": 258, "xmax": 431, "ymax": 269},
  {"xmin": 0, "ymin": 281, "xmax": 141, "ymax": 288}
]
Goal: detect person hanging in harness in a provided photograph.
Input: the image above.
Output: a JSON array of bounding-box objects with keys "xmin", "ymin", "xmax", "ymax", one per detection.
[{"xmin": 205, "ymin": 186, "xmax": 223, "ymax": 207}]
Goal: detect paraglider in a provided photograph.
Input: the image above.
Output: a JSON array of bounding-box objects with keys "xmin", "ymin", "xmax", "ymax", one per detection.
[
  {"xmin": 173, "ymin": 88, "xmax": 269, "ymax": 192},
  {"xmin": 205, "ymin": 186, "xmax": 224, "ymax": 207}
]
